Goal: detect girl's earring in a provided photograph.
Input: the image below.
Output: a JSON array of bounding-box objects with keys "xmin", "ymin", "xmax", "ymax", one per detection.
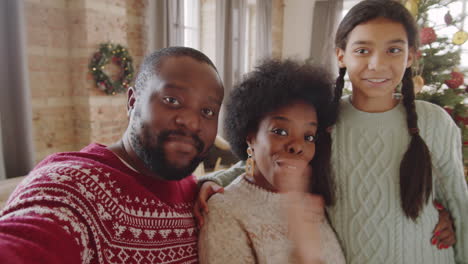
[
  {"xmin": 393, "ymin": 85, "xmax": 402, "ymax": 99},
  {"xmin": 393, "ymin": 92, "xmax": 402, "ymax": 100},
  {"xmin": 246, "ymin": 146, "xmax": 255, "ymax": 177}
]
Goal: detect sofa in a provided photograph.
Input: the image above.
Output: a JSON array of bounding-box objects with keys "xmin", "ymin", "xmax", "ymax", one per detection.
[{"xmin": 0, "ymin": 176, "xmax": 25, "ymax": 208}]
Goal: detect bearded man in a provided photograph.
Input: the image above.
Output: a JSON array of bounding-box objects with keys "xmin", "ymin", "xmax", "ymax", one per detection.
[{"xmin": 0, "ymin": 47, "xmax": 224, "ymax": 264}]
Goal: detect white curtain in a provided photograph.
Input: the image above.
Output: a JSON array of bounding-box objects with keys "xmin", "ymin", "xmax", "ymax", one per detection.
[
  {"xmin": 215, "ymin": 0, "xmax": 248, "ymax": 136},
  {"xmin": 0, "ymin": 0, "xmax": 35, "ymax": 179},
  {"xmin": 146, "ymin": 0, "xmax": 185, "ymax": 52},
  {"xmin": 0, "ymin": 115, "xmax": 5, "ymax": 180},
  {"xmin": 309, "ymin": 0, "xmax": 344, "ymax": 75},
  {"xmin": 215, "ymin": 0, "xmax": 247, "ymax": 91},
  {"xmin": 256, "ymin": 0, "xmax": 272, "ymax": 61}
]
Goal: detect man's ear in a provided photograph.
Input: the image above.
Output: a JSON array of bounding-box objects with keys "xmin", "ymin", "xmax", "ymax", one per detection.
[
  {"xmin": 127, "ymin": 87, "xmax": 136, "ymax": 117},
  {"xmin": 336, "ymin": 48, "xmax": 346, "ymax": 68}
]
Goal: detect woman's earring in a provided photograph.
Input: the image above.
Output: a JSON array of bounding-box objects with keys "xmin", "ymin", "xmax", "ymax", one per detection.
[{"xmin": 246, "ymin": 146, "xmax": 255, "ymax": 177}]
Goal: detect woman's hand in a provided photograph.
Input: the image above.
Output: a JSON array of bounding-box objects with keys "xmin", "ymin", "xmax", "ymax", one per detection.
[
  {"xmin": 431, "ymin": 201, "xmax": 456, "ymax": 249},
  {"xmin": 285, "ymin": 192, "xmax": 325, "ymax": 264},
  {"xmin": 276, "ymin": 162, "xmax": 326, "ymax": 263},
  {"xmin": 193, "ymin": 181, "xmax": 224, "ymax": 228},
  {"xmin": 275, "ymin": 159, "xmax": 310, "ymax": 193}
]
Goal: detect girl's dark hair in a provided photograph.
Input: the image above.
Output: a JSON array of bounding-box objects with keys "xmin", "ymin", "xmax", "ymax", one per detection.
[
  {"xmin": 334, "ymin": 0, "xmax": 432, "ymax": 220},
  {"xmin": 224, "ymin": 59, "xmax": 337, "ymax": 205}
]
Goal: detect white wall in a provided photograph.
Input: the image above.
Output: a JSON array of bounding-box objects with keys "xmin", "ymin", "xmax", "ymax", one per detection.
[{"xmin": 281, "ymin": 0, "xmax": 316, "ymax": 60}]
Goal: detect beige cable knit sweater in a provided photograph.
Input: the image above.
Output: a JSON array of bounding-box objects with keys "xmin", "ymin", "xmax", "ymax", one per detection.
[{"xmin": 198, "ymin": 176, "xmax": 345, "ymax": 264}]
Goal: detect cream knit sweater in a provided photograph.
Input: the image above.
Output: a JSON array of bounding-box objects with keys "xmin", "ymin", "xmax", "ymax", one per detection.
[
  {"xmin": 328, "ymin": 96, "xmax": 467, "ymax": 264},
  {"xmin": 198, "ymin": 176, "xmax": 345, "ymax": 264}
]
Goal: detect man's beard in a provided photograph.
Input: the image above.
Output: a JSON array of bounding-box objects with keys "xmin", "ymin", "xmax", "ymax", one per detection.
[{"xmin": 130, "ymin": 124, "xmax": 210, "ymax": 181}]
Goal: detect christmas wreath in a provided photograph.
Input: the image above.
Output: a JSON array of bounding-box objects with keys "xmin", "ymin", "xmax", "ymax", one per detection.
[{"xmin": 89, "ymin": 43, "xmax": 134, "ymax": 95}]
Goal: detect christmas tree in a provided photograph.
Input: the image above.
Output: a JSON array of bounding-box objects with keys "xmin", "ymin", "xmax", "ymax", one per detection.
[{"xmin": 403, "ymin": 0, "xmax": 467, "ymax": 178}]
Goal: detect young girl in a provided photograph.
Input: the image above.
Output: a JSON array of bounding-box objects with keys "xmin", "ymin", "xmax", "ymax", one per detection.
[
  {"xmin": 196, "ymin": 0, "xmax": 467, "ymax": 263},
  {"xmin": 327, "ymin": 0, "xmax": 467, "ymax": 262}
]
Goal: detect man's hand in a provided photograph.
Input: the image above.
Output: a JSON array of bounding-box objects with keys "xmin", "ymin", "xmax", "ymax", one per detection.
[{"xmin": 193, "ymin": 181, "xmax": 224, "ymax": 228}]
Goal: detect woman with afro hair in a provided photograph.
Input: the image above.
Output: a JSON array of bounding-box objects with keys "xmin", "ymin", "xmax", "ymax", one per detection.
[{"xmin": 198, "ymin": 59, "xmax": 345, "ymax": 264}]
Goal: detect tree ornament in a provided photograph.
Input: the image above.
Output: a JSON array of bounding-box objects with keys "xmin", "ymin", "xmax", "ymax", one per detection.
[
  {"xmin": 89, "ymin": 42, "xmax": 134, "ymax": 95},
  {"xmin": 452, "ymin": 30, "xmax": 468, "ymax": 45},
  {"xmin": 413, "ymin": 75, "xmax": 424, "ymax": 94},
  {"xmin": 444, "ymin": 11, "xmax": 453, "ymax": 26},
  {"xmin": 404, "ymin": 0, "xmax": 419, "ymax": 17},
  {"xmin": 455, "ymin": 114, "xmax": 467, "ymax": 125},
  {"xmin": 445, "ymin": 71, "xmax": 464, "ymax": 89},
  {"xmin": 443, "ymin": 107, "xmax": 453, "ymax": 116},
  {"xmin": 97, "ymin": 81, "xmax": 107, "ymax": 91},
  {"xmin": 420, "ymin": 27, "xmax": 437, "ymax": 45}
]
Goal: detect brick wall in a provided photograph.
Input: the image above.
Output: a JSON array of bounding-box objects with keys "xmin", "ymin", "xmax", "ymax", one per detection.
[
  {"xmin": 25, "ymin": 0, "xmax": 148, "ymax": 163},
  {"xmin": 25, "ymin": 0, "xmax": 282, "ymax": 163}
]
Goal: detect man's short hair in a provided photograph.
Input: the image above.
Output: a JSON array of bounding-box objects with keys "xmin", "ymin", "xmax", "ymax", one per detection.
[{"xmin": 133, "ymin": 46, "xmax": 218, "ymax": 95}]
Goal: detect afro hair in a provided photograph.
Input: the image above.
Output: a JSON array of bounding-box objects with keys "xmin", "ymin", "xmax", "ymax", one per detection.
[{"xmin": 224, "ymin": 59, "xmax": 334, "ymax": 161}]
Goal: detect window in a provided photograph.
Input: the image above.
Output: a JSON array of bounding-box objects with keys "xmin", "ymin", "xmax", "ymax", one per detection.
[
  {"xmin": 341, "ymin": 0, "xmax": 360, "ymax": 19},
  {"xmin": 183, "ymin": 0, "xmax": 200, "ymax": 49}
]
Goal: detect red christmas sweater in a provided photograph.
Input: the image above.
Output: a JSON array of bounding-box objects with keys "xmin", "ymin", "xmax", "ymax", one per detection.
[{"xmin": 0, "ymin": 143, "xmax": 199, "ymax": 264}]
